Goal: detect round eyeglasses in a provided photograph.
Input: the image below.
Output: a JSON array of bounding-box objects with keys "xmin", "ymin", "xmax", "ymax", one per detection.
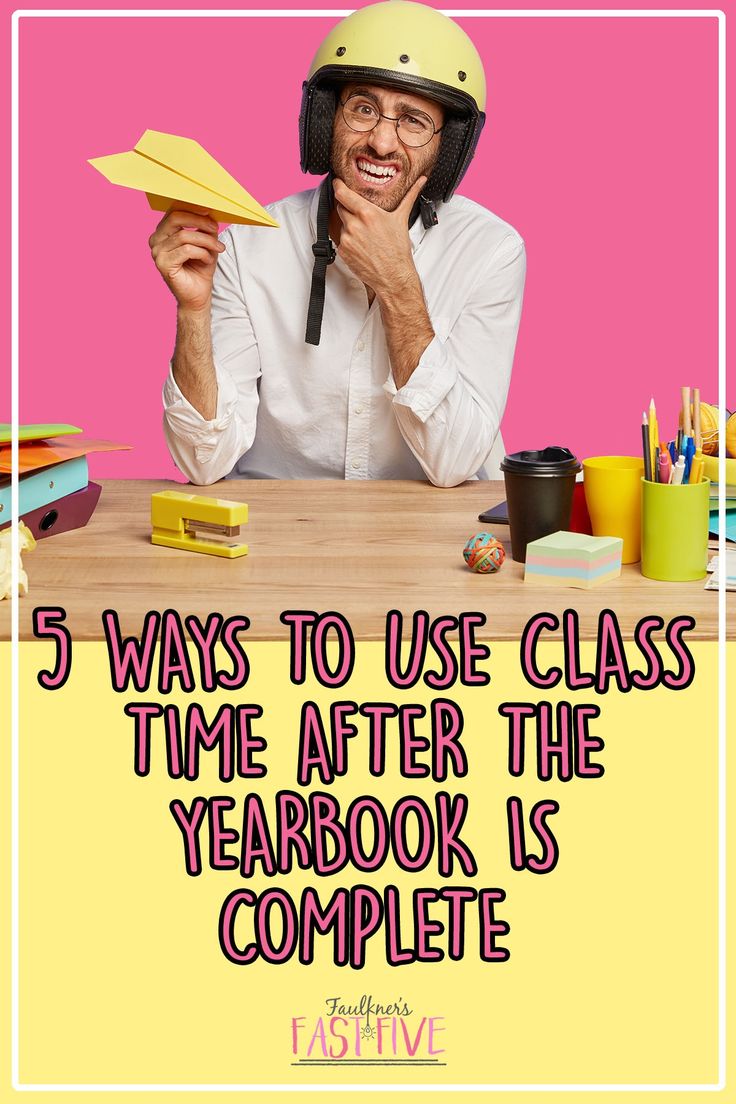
[{"xmin": 340, "ymin": 93, "xmax": 443, "ymax": 149}]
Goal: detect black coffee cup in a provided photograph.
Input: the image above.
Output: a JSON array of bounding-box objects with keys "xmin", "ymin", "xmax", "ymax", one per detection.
[{"xmin": 500, "ymin": 447, "xmax": 582, "ymax": 562}]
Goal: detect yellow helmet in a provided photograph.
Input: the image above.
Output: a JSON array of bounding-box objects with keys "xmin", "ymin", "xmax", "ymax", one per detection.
[{"xmin": 299, "ymin": 0, "xmax": 487, "ymax": 202}]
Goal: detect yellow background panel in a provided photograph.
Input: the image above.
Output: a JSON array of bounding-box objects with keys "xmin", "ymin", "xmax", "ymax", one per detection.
[{"xmin": 1, "ymin": 639, "xmax": 731, "ymax": 1101}]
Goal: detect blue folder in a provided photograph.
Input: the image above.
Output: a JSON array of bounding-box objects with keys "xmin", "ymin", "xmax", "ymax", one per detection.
[
  {"xmin": 0, "ymin": 455, "xmax": 89, "ymax": 517},
  {"xmin": 708, "ymin": 508, "xmax": 736, "ymax": 543}
]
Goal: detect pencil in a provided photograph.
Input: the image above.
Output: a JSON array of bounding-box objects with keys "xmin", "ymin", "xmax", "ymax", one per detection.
[
  {"xmin": 682, "ymin": 386, "xmax": 692, "ymax": 438},
  {"xmin": 693, "ymin": 387, "xmax": 702, "ymax": 449},
  {"xmin": 642, "ymin": 413, "xmax": 652, "ymax": 481},
  {"xmin": 648, "ymin": 397, "xmax": 658, "ymax": 482}
]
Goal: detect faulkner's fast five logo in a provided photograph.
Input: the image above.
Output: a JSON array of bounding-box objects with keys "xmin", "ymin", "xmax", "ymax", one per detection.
[{"xmin": 291, "ymin": 995, "xmax": 446, "ymax": 1065}]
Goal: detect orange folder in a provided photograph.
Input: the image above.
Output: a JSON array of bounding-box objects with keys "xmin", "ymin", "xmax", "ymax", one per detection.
[{"xmin": 0, "ymin": 437, "xmax": 131, "ymax": 475}]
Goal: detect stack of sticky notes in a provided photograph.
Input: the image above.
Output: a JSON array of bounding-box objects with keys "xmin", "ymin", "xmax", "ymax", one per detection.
[
  {"xmin": 0, "ymin": 424, "xmax": 130, "ymax": 540},
  {"xmin": 524, "ymin": 531, "xmax": 623, "ymax": 588},
  {"xmin": 705, "ymin": 550, "xmax": 736, "ymax": 591}
]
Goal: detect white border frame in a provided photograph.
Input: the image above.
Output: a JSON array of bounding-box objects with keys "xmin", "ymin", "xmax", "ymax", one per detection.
[{"xmin": 10, "ymin": 6, "xmax": 728, "ymax": 1093}]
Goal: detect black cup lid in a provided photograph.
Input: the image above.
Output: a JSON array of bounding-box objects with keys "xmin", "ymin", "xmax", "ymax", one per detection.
[{"xmin": 500, "ymin": 446, "xmax": 581, "ymax": 476}]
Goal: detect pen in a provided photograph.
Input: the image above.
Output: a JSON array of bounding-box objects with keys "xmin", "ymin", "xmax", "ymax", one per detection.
[
  {"xmin": 693, "ymin": 387, "xmax": 702, "ymax": 450},
  {"xmin": 683, "ymin": 436, "xmax": 695, "ymax": 483},
  {"xmin": 670, "ymin": 455, "xmax": 685, "ymax": 485}
]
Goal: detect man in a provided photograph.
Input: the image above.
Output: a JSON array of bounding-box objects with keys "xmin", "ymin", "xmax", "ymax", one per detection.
[{"xmin": 153, "ymin": 0, "xmax": 525, "ymax": 487}]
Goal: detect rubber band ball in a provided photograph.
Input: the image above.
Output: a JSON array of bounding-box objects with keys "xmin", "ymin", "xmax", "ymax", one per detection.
[{"xmin": 463, "ymin": 531, "xmax": 506, "ymax": 573}]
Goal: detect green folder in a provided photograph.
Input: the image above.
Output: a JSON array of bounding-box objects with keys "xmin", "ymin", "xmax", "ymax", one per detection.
[{"xmin": 0, "ymin": 424, "xmax": 83, "ymax": 444}]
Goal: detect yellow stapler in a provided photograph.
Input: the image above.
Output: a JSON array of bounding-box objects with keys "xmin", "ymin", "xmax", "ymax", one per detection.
[{"xmin": 151, "ymin": 490, "xmax": 248, "ymax": 558}]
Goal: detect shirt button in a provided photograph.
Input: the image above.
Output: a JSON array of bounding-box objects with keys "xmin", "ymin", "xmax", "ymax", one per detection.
[
  {"xmin": 356, "ymin": 340, "xmax": 365, "ymax": 353},
  {"xmin": 351, "ymin": 460, "xmax": 360, "ymax": 470}
]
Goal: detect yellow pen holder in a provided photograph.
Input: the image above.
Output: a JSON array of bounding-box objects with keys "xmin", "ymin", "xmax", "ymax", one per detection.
[
  {"xmin": 641, "ymin": 477, "xmax": 710, "ymax": 582},
  {"xmin": 583, "ymin": 456, "xmax": 644, "ymax": 564}
]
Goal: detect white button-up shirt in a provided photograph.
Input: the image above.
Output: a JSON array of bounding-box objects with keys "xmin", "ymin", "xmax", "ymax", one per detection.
[{"xmin": 163, "ymin": 186, "xmax": 525, "ymax": 487}]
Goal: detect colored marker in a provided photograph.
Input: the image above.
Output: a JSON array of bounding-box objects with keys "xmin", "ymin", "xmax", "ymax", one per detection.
[
  {"xmin": 689, "ymin": 447, "xmax": 704, "ymax": 486},
  {"xmin": 658, "ymin": 445, "xmax": 672, "ymax": 486}
]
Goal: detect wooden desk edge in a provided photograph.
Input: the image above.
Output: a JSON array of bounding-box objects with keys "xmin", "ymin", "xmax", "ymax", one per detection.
[{"xmin": 1, "ymin": 478, "xmax": 731, "ymax": 641}]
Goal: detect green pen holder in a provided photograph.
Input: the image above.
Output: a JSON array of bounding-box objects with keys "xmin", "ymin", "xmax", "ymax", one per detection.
[{"xmin": 641, "ymin": 477, "xmax": 710, "ymax": 582}]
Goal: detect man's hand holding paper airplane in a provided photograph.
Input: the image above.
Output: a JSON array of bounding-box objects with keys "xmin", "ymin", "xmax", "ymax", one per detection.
[
  {"xmin": 88, "ymin": 128, "xmax": 278, "ymax": 314},
  {"xmin": 148, "ymin": 210, "xmax": 224, "ymax": 314},
  {"xmin": 87, "ymin": 128, "xmax": 279, "ymax": 419}
]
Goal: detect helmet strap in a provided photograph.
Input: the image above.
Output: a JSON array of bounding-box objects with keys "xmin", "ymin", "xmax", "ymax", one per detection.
[
  {"xmin": 304, "ymin": 176, "xmax": 439, "ymax": 346},
  {"xmin": 305, "ymin": 174, "xmax": 337, "ymax": 346},
  {"xmin": 419, "ymin": 195, "xmax": 438, "ymax": 229}
]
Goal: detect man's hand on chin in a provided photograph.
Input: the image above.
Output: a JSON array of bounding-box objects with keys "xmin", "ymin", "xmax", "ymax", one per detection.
[
  {"xmin": 333, "ymin": 174, "xmax": 435, "ymax": 390},
  {"xmin": 333, "ymin": 175, "xmax": 427, "ymax": 298}
]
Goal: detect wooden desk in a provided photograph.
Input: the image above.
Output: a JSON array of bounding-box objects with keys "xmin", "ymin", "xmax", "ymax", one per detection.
[{"xmin": 2, "ymin": 479, "xmax": 729, "ymax": 640}]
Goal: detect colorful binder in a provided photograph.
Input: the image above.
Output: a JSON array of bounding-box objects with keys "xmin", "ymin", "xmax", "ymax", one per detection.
[
  {"xmin": 0, "ymin": 424, "xmax": 130, "ymax": 539},
  {"xmin": 0, "ymin": 482, "xmax": 102, "ymax": 540},
  {"xmin": 1, "ymin": 456, "xmax": 89, "ymax": 518}
]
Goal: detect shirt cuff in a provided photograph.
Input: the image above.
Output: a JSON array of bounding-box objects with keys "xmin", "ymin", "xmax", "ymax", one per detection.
[
  {"xmin": 382, "ymin": 335, "xmax": 458, "ymax": 423},
  {"xmin": 162, "ymin": 363, "xmax": 238, "ymax": 463}
]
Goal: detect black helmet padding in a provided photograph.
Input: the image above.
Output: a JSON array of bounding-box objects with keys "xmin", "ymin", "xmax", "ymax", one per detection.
[{"xmin": 299, "ymin": 74, "xmax": 485, "ymax": 204}]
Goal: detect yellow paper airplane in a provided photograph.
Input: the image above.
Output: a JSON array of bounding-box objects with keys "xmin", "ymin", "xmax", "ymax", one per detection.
[{"xmin": 88, "ymin": 129, "xmax": 278, "ymax": 227}]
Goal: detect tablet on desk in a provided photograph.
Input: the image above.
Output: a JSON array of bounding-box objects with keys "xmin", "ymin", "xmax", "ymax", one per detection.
[{"xmin": 478, "ymin": 500, "xmax": 509, "ymax": 525}]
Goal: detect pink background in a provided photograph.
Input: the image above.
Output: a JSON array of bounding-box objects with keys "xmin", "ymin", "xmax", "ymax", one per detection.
[{"xmin": 6, "ymin": 3, "xmax": 733, "ymax": 480}]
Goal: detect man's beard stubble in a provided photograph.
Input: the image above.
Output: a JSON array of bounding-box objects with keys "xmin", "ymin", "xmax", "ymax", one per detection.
[{"xmin": 329, "ymin": 138, "xmax": 438, "ymax": 213}]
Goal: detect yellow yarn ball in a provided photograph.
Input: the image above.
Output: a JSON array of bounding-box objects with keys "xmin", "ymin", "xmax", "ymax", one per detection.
[{"xmin": 726, "ymin": 411, "xmax": 736, "ymax": 459}]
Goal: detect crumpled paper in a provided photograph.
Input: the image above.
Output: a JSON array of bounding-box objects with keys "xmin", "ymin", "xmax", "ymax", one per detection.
[{"xmin": 0, "ymin": 522, "xmax": 36, "ymax": 599}]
